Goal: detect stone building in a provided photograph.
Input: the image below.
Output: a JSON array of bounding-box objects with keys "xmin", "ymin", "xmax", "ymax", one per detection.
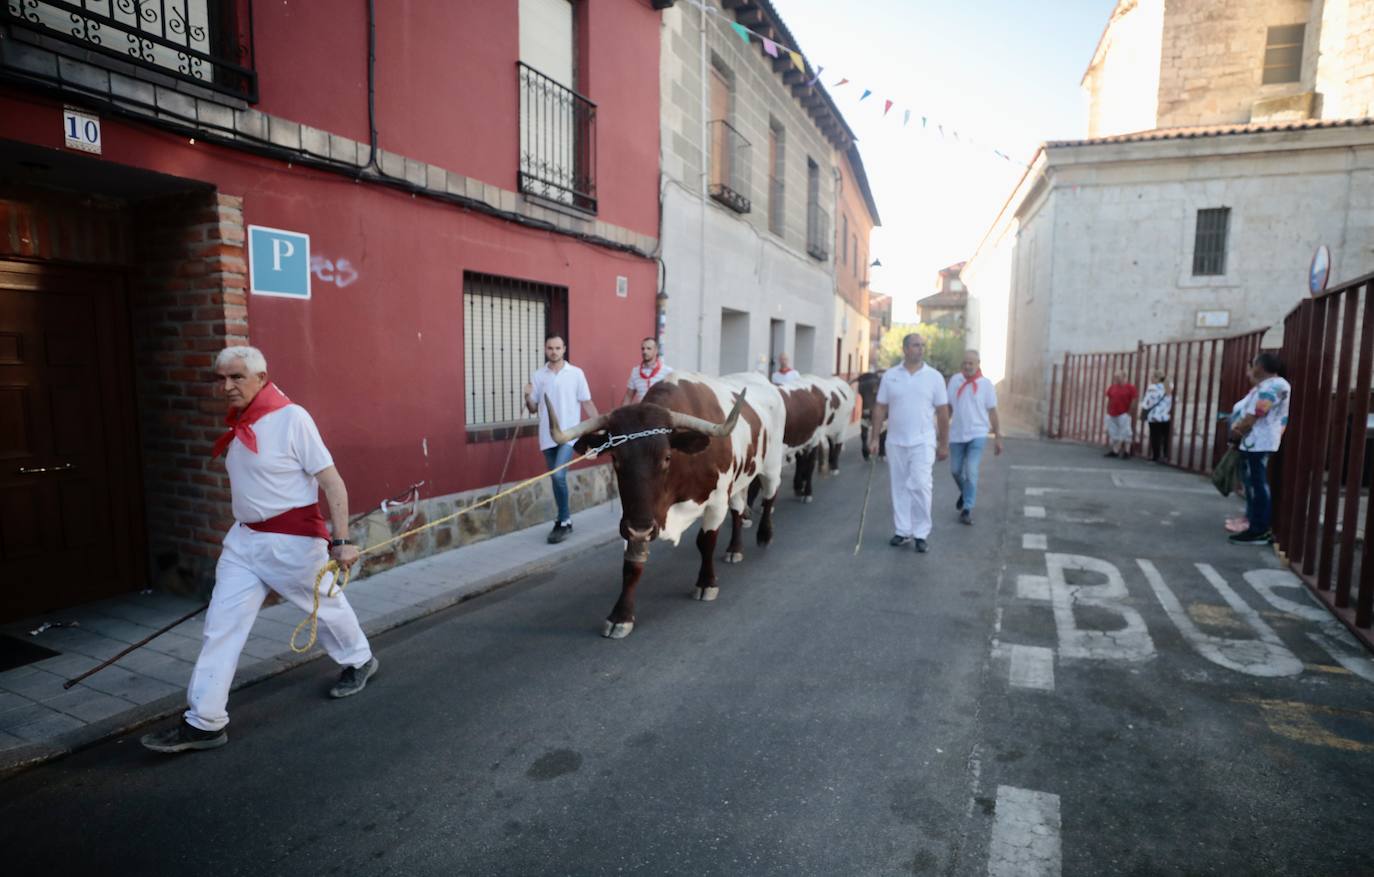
[
  {"xmin": 834, "ymin": 144, "xmax": 881, "ymax": 377},
  {"xmin": 962, "ymin": 0, "xmax": 1374, "ymax": 430},
  {"xmin": 656, "ymin": 0, "xmax": 859, "ymax": 377},
  {"xmin": 917, "ymin": 262, "xmax": 968, "ymax": 330}
]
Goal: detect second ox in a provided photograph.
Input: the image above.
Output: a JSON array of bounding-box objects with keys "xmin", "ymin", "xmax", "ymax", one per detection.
[
  {"xmin": 547, "ymin": 372, "xmax": 785, "ymax": 638},
  {"xmin": 774, "ymin": 374, "xmax": 860, "ymax": 503}
]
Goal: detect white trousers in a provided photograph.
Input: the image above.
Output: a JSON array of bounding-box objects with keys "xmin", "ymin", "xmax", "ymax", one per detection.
[
  {"xmin": 185, "ymin": 525, "xmax": 373, "ymax": 732},
  {"xmin": 888, "ymin": 442, "xmax": 936, "ymax": 540}
]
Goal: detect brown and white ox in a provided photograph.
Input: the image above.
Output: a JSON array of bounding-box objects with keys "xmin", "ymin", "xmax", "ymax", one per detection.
[
  {"xmin": 775, "ymin": 375, "xmax": 859, "ymax": 502},
  {"xmin": 547, "ymin": 371, "xmax": 785, "ymax": 638},
  {"xmin": 815, "ymin": 375, "xmax": 857, "ymax": 475},
  {"xmin": 856, "ymin": 370, "xmax": 886, "ymax": 460}
]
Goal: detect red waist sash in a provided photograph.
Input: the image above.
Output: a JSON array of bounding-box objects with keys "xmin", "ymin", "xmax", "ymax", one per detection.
[{"xmin": 244, "ymin": 504, "xmax": 330, "ymax": 542}]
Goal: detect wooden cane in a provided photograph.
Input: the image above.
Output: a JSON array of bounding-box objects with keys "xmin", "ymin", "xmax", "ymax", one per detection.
[{"xmin": 63, "ymin": 604, "xmax": 208, "ymax": 690}]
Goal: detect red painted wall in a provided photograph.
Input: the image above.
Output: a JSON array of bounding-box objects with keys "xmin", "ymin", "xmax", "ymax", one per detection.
[
  {"xmin": 0, "ymin": 0, "xmax": 661, "ymax": 513},
  {"xmin": 251, "ymin": 0, "xmax": 660, "ymax": 236}
]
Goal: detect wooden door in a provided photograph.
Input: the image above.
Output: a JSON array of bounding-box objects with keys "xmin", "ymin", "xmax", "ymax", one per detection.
[{"xmin": 0, "ymin": 260, "xmax": 141, "ymax": 621}]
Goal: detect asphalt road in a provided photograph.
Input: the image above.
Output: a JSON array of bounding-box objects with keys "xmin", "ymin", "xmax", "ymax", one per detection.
[{"xmin": 2, "ymin": 439, "xmax": 1372, "ymax": 876}]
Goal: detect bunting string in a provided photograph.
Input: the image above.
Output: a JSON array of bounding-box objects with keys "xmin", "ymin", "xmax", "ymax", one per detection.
[{"xmin": 685, "ymin": 0, "xmax": 1032, "ymax": 171}]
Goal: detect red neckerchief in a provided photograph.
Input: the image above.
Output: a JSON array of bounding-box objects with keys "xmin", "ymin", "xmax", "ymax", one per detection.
[
  {"xmin": 778, "ymin": 367, "xmax": 794, "ymax": 374},
  {"xmin": 211, "ymin": 382, "xmax": 292, "ymax": 458},
  {"xmin": 638, "ymin": 358, "xmax": 663, "ymax": 381},
  {"xmin": 956, "ymin": 370, "xmax": 983, "ymax": 399}
]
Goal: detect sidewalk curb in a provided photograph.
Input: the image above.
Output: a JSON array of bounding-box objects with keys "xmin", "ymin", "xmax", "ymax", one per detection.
[{"xmin": 0, "ymin": 529, "xmax": 622, "ymax": 779}]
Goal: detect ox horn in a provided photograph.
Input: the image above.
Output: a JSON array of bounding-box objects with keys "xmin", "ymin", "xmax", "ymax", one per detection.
[
  {"xmin": 667, "ymin": 389, "xmax": 747, "ymax": 438},
  {"xmin": 545, "ymin": 395, "xmax": 610, "ymax": 445}
]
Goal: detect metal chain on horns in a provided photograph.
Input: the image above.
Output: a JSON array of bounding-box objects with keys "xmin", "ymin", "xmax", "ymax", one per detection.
[{"xmin": 586, "ymin": 427, "xmax": 673, "ymax": 455}]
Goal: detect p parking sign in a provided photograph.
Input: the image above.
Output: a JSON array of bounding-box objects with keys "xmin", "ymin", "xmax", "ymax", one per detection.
[{"xmin": 249, "ymin": 225, "xmax": 311, "ymax": 299}]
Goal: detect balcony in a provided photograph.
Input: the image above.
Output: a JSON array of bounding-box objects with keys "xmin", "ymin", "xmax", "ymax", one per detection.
[
  {"xmin": 2, "ymin": 0, "xmax": 257, "ymax": 100},
  {"xmin": 709, "ymin": 119, "xmax": 751, "ymax": 215},
  {"xmin": 806, "ymin": 200, "xmax": 829, "ymax": 261},
  {"xmin": 518, "ymin": 61, "xmax": 597, "ymax": 214}
]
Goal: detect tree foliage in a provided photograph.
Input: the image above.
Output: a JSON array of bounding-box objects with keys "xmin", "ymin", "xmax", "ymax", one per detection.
[{"xmin": 876, "ymin": 322, "xmax": 964, "ymax": 377}]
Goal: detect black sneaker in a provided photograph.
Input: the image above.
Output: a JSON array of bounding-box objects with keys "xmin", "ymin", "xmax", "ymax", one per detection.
[
  {"xmin": 889, "ymin": 534, "xmax": 913, "ymax": 547},
  {"xmin": 1228, "ymin": 529, "xmax": 1273, "ymax": 546},
  {"xmin": 1103, "ymin": 451, "xmax": 1119, "ymax": 458},
  {"xmin": 141, "ymin": 720, "xmax": 228, "ymax": 753},
  {"xmin": 914, "ymin": 538, "xmax": 929, "ymax": 553},
  {"xmin": 330, "ymin": 656, "xmax": 379, "ymax": 698},
  {"xmin": 959, "ymin": 509, "xmax": 972, "ymax": 525},
  {"xmin": 547, "ymin": 522, "xmax": 572, "ymax": 544}
]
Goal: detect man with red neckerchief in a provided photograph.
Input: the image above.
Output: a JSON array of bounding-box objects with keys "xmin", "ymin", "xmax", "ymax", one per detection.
[
  {"xmin": 142, "ymin": 345, "xmax": 378, "ymax": 754},
  {"xmin": 771, "ymin": 352, "xmax": 800, "ymax": 386},
  {"xmin": 622, "ymin": 337, "xmax": 673, "ymax": 405}
]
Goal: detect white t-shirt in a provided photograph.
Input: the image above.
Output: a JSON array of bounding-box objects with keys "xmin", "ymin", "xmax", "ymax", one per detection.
[
  {"xmin": 1239, "ymin": 376, "xmax": 1292, "ymax": 453},
  {"xmin": 626, "ymin": 360, "xmax": 673, "ymax": 401},
  {"xmin": 947, "ymin": 373, "xmax": 997, "ymax": 443},
  {"xmin": 531, "ymin": 362, "xmax": 592, "ymax": 451},
  {"xmin": 224, "ymin": 404, "xmax": 334, "ymax": 523},
  {"xmin": 772, "ymin": 370, "xmax": 801, "ymax": 386},
  {"xmin": 876, "ymin": 364, "xmax": 949, "ymax": 447}
]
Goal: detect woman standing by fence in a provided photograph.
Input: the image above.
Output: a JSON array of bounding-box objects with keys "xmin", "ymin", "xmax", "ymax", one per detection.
[{"xmin": 1140, "ymin": 370, "xmax": 1173, "ymax": 463}]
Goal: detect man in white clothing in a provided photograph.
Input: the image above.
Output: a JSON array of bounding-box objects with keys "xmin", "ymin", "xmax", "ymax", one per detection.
[
  {"xmin": 947, "ymin": 349, "xmax": 1003, "ymax": 526},
  {"xmin": 142, "ymin": 346, "xmax": 377, "ymax": 753},
  {"xmin": 622, "ymin": 337, "xmax": 673, "ymax": 405},
  {"xmin": 771, "ymin": 352, "xmax": 800, "ymax": 386},
  {"xmin": 869, "ymin": 334, "xmax": 950, "ymax": 553},
  {"xmin": 525, "ymin": 335, "xmax": 599, "ymax": 543}
]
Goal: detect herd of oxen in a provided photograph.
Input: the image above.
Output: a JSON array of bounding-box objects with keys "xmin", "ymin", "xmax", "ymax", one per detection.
[{"xmin": 546, "ymin": 368, "xmax": 888, "ymax": 639}]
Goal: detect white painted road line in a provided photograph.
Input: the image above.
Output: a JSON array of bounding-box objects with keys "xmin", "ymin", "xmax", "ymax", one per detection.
[
  {"xmin": 1023, "ymin": 533, "xmax": 1048, "ymax": 551},
  {"xmin": 1024, "ymin": 506, "xmax": 1047, "ymax": 518},
  {"xmin": 1008, "ymin": 644, "xmax": 1056, "ymax": 691},
  {"xmin": 1024, "ymin": 487, "xmax": 1064, "ymax": 496},
  {"xmin": 1017, "ymin": 574, "xmax": 1051, "ymax": 601},
  {"xmin": 988, "ymin": 785, "xmax": 1062, "ymax": 877}
]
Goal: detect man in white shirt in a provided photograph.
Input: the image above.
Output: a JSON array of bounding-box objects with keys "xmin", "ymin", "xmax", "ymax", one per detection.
[
  {"xmin": 142, "ymin": 346, "xmax": 376, "ymax": 754},
  {"xmin": 771, "ymin": 352, "xmax": 800, "ymax": 386},
  {"xmin": 869, "ymin": 334, "xmax": 950, "ymax": 553},
  {"xmin": 1226, "ymin": 352, "xmax": 1292, "ymax": 546},
  {"xmin": 947, "ymin": 349, "xmax": 1003, "ymax": 525},
  {"xmin": 622, "ymin": 337, "xmax": 673, "ymax": 405},
  {"xmin": 525, "ymin": 335, "xmax": 599, "ymax": 543}
]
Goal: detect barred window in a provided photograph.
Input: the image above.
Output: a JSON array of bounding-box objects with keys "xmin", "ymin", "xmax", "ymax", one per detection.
[
  {"xmin": 463, "ymin": 272, "xmax": 568, "ymax": 428},
  {"xmin": 1262, "ymin": 24, "xmax": 1305, "ymax": 85},
  {"xmin": 1192, "ymin": 208, "xmax": 1231, "ymax": 276}
]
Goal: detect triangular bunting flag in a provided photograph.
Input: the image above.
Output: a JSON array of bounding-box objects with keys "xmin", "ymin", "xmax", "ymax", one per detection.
[
  {"xmin": 729, "ymin": 22, "xmax": 751, "ymax": 45},
  {"xmin": 834, "ymin": 77, "xmax": 849, "ymax": 87},
  {"xmin": 921, "ymin": 116, "xmax": 927, "ymax": 128},
  {"xmin": 807, "ymin": 65, "xmax": 824, "ymax": 86},
  {"xmin": 883, "ymin": 99, "xmax": 893, "ymax": 116},
  {"xmin": 860, "ymin": 89, "xmax": 872, "ymax": 101},
  {"xmin": 789, "ymin": 50, "xmax": 804, "ymax": 72},
  {"xmin": 762, "ymin": 37, "xmax": 779, "ymax": 57},
  {"xmin": 903, "ymin": 109, "xmax": 911, "ymax": 126}
]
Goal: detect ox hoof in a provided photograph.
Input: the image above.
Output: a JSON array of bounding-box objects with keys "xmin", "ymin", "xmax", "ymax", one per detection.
[
  {"xmin": 602, "ymin": 619, "xmax": 635, "ymax": 639},
  {"xmin": 722, "ymin": 551, "xmax": 744, "ymax": 564},
  {"xmin": 692, "ymin": 586, "xmax": 720, "ymax": 602},
  {"xmin": 802, "ymin": 495, "xmax": 814, "ymax": 504},
  {"xmin": 740, "ymin": 518, "xmax": 753, "ymax": 529},
  {"xmin": 831, "ymin": 468, "xmax": 840, "ymax": 475}
]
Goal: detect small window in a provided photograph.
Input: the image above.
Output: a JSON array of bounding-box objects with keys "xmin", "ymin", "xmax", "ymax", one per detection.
[
  {"xmin": 463, "ymin": 272, "xmax": 568, "ymax": 428},
  {"xmin": 1192, "ymin": 208, "xmax": 1231, "ymax": 276},
  {"xmin": 1262, "ymin": 24, "xmax": 1305, "ymax": 85},
  {"xmin": 768, "ymin": 119, "xmax": 785, "ymax": 236}
]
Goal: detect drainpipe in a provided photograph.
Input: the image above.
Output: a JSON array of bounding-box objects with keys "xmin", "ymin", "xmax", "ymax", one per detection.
[{"xmin": 697, "ymin": 3, "xmax": 708, "ymax": 372}]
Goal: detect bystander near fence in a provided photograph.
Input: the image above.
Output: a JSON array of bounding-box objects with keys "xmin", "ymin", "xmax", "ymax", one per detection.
[{"xmin": 1046, "ymin": 273, "xmax": 1374, "ymax": 649}]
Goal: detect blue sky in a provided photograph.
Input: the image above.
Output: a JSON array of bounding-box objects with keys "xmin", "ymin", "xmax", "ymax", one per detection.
[{"xmin": 773, "ymin": 0, "xmax": 1119, "ymax": 319}]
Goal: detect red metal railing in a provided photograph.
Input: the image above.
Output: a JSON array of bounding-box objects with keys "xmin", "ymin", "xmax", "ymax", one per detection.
[
  {"xmin": 1273, "ymin": 272, "xmax": 1374, "ymax": 644},
  {"xmin": 1048, "ymin": 327, "xmax": 1266, "ymax": 475}
]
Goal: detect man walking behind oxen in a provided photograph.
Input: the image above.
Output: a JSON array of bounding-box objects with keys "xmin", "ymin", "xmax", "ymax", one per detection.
[
  {"xmin": 525, "ymin": 334, "xmax": 599, "ymax": 544},
  {"xmin": 622, "ymin": 336, "xmax": 672, "ymax": 405},
  {"xmin": 142, "ymin": 346, "xmax": 377, "ymax": 753},
  {"xmin": 870, "ymin": 334, "xmax": 950, "ymax": 554},
  {"xmin": 1227, "ymin": 352, "xmax": 1291, "ymax": 546},
  {"xmin": 771, "ymin": 352, "xmax": 800, "ymax": 386},
  {"xmin": 947, "ymin": 349, "xmax": 1003, "ymax": 525}
]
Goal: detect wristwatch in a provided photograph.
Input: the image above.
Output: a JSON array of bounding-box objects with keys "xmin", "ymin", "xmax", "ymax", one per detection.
[{"xmin": 330, "ymin": 538, "xmax": 354, "ymax": 547}]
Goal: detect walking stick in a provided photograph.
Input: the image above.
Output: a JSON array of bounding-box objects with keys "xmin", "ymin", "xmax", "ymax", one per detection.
[
  {"xmin": 489, "ymin": 424, "xmax": 521, "ymax": 523},
  {"xmin": 63, "ymin": 604, "xmax": 208, "ymax": 690},
  {"xmin": 854, "ymin": 457, "xmax": 875, "ymax": 556}
]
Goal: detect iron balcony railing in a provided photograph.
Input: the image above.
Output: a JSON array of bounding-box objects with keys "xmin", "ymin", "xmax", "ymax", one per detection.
[
  {"xmin": 806, "ymin": 200, "xmax": 830, "ymax": 261},
  {"xmin": 767, "ymin": 175, "xmax": 784, "ymax": 235},
  {"xmin": 709, "ymin": 119, "xmax": 751, "ymax": 215},
  {"xmin": 3, "ymin": 0, "xmax": 257, "ymax": 100},
  {"xmin": 518, "ymin": 61, "xmax": 597, "ymax": 213}
]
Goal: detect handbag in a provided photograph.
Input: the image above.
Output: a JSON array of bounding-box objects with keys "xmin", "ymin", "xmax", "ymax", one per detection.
[{"xmin": 1211, "ymin": 449, "xmax": 1240, "ymax": 497}]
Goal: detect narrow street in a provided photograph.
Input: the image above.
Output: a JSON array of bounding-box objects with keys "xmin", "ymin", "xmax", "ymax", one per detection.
[{"xmin": 2, "ymin": 439, "xmax": 1370, "ymax": 876}]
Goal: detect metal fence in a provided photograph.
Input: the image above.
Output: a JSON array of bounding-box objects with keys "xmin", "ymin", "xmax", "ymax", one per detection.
[
  {"xmin": 1048, "ymin": 327, "xmax": 1267, "ymax": 475},
  {"xmin": 517, "ymin": 61, "xmax": 597, "ymax": 213},
  {"xmin": 462, "ymin": 272, "xmax": 568, "ymax": 429},
  {"xmin": 1272, "ymin": 272, "xmax": 1374, "ymax": 642},
  {"xmin": 4, "ymin": 0, "xmax": 257, "ymax": 99}
]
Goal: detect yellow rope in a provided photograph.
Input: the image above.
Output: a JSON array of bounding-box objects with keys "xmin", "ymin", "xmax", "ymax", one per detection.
[{"xmin": 289, "ymin": 451, "xmax": 596, "ymax": 653}]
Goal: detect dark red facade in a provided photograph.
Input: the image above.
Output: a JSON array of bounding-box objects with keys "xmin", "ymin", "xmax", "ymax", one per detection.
[{"xmin": 0, "ymin": 0, "xmax": 663, "ymax": 614}]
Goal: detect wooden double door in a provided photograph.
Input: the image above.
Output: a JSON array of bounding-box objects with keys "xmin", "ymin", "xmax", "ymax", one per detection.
[{"xmin": 0, "ymin": 260, "xmax": 143, "ymax": 622}]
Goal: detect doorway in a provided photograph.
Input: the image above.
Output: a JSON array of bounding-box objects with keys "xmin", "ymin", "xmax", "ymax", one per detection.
[{"xmin": 0, "ymin": 260, "xmax": 143, "ymax": 621}]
